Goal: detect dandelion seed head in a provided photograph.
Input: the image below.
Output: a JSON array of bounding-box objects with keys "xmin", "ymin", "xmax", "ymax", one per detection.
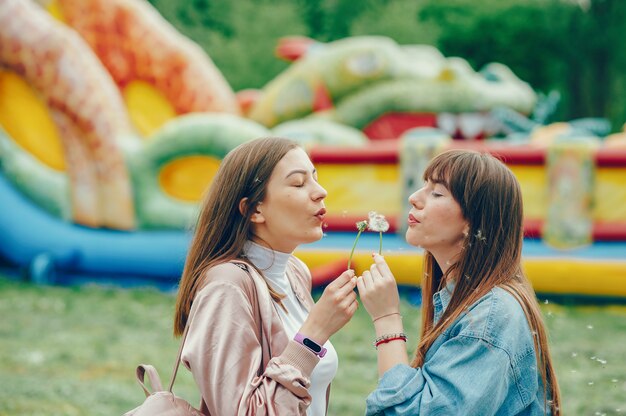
[
  {"xmin": 367, "ymin": 211, "xmax": 389, "ymax": 232},
  {"xmin": 356, "ymin": 220, "xmax": 368, "ymax": 232}
]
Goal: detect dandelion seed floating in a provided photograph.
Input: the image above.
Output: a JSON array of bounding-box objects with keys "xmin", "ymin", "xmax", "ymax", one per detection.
[
  {"xmin": 474, "ymin": 229, "xmax": 487, "ymax": 243},
  {"xmin": 347, "ymin": 220, "xmax": 368, "ymax": 270},
  {"xmin": 367, "ymin": 211, "xmax": 389, "ymax": 255}
]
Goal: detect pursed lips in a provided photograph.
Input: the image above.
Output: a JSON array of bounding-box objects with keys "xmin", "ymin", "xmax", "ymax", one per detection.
[{"xmin": 408, "ymin": 213, "xmax": 420, "ymax": 224}]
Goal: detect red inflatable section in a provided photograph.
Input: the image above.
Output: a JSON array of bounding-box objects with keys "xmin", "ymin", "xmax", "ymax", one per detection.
[
  {"xmin": 363, "ymin": 112, "xmax": 438, "ymax": 140},
  {"xmin": 309, "ymin": 139, "xmax": 398, "ymax": 163},
  {"xmin": 310, "ymin": 257, "xmax": 350, "ymax": 287}
]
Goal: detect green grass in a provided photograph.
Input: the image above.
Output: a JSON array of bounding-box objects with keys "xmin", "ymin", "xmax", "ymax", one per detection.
[{"xmin": 0, "ymin": 277, "xmax": 625, "ymax": 415}]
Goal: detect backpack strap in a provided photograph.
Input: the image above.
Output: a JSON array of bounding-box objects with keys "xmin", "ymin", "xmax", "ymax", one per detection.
[{"xmin": 135, "ymin": 364, "xmax": 164, "ymax": 396}]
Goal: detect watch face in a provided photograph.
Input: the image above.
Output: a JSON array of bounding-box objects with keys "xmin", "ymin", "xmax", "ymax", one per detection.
[{"xmin": 303, "ymin": 338, "xmax": 322, "ymax": 353}]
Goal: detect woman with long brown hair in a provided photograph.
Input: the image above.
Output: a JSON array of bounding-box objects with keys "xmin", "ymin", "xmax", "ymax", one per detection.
[
  {"xmin": 173, "ymin": 137, "xmax": 358, "ymax": 415},
  {"xmin": 357, "ymin": 149, "xmax": 560, "ymax": 414}
]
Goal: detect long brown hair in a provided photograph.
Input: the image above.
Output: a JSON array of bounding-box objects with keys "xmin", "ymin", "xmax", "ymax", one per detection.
[
  {"xmin": 411, "ymin": 149, "xmax": 560, "ymax": 414},
  {"xmin": 173, "ymin": 137, "xmax": 298, "ymax": 336}
]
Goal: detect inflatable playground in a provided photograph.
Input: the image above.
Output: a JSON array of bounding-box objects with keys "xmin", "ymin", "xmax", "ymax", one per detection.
[{"xmin": 2, "ymin": 0, "xmax": 626, "ymax": 300}]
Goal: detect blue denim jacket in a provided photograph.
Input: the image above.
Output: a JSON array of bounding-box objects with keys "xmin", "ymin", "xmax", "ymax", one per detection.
[{"xmin": 365, "ymin": 285, "xmax": 550, "ymax": 415}]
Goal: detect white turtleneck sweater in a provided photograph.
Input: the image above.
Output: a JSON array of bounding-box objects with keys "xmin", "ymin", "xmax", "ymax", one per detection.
[{"xmin": 243, "ymin": 241, "xmax": 338, "ymax": 416}]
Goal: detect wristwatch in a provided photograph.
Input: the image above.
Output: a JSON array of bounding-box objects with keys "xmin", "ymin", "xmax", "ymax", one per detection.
[{"xmin": 294, "ymin": 333, "xmax": 327, "ymax": 358}]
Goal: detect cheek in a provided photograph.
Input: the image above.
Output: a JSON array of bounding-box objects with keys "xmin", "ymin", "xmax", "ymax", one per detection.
[{"xmin": 425, "ymin": 208, "xmax": 464, "ymax": 238}]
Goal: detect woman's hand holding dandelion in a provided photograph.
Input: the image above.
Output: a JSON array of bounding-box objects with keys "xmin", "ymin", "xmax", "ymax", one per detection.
[
  {"xmin": 300, "ymin": 269, "xmax": 358, "ymax": 344},
  {"xmin": 356, "ymin": 254, "xmax": 401, "ymax": 327}
]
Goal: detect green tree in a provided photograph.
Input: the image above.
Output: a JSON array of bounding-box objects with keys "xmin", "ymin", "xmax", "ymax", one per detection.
[
  {"xmin": 419, "ymin": 0, "xmax": 626, "ymax": 129},
  {"xmin": 149, "ymin": 0, "xmax": 308, "ymax": 90},
  {"xmin": 296, "ymin": 0, "xmax": 379, "ymax": 41},
  {"xmin": 351, "ymin": 0, "xmax": 440, "ymax": 45}
]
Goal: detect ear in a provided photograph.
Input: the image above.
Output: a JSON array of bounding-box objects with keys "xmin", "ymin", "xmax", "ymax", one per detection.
[
  {"xmin": 238, "ymin": 197, "xmax": 248, "ymax": 216},
  {"xmin": 239, "ymin": 197, "xmax": 265, "ymax": 224},
  {"xmin": 462, "ymin": 223, "xmax": 470, "ymax": 237}
]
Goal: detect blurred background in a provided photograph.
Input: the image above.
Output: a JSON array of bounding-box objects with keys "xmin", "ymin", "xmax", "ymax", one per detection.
[
  {"xmin": 1, "ymin": 0, "xmax": 626, "ymax": 414},
  {"xmin": 150, "ymin": 0, "xmax": 626, "ymax": 129}
]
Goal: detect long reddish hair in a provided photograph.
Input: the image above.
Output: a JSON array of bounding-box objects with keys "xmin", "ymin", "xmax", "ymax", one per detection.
[
  {"xmin": 173, "ymin": 137, "xmax": 298, "ymax": 336},
  {"xmin": 411, "ymin": 150, "xmax": 560, "ymax": 414}
]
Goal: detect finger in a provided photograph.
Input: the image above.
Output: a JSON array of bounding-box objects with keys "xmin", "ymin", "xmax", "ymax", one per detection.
[
  {"xmin": 341, "ymin": 273, "xmax": 357, "ymax": 289},
  {"xmin": 328, "ymin": 269, "xmax": 354, "ymax": 288},
  {"xmin": 348, "ymin": 298, "xmax": 359, "ymax": 316},
  {"xmin": 339, "ymin": 290, "xmax": 357, "ymax": 309},
  {"xmin": 369, "ymin": 263, "xmax": 383, "ymax": 280},
  {"xmin": 372, "ymin": 254, "xmax": 394, "ymax": 279},
  {"xmin": 356, "ymin": 275, "xmax": 366, "ymax": 294},
  {"xmin": 335, "ymin": 278, "xmax": 358, "ymax": 299},
  {"xmin": 362, "ymin": 270, "xmax": 374, "ymax": 289}
]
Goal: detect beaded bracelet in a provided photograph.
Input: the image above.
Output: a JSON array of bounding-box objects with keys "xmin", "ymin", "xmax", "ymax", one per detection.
[
  {"xmin": 375, "ymin": 336, "xmax": 407, "ymax": 348},
  {"xmin": 373, "ymin": 332, "xmax": 407, "ymax": 348}
]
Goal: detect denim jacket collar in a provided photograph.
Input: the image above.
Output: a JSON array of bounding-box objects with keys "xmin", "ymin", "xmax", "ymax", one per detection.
[{"xmin": 433, "ymin": 279, "xmax": 455, "ymax": 324}]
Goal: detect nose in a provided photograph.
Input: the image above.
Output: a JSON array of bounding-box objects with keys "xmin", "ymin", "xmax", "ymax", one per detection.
[
  {"xmin": 313, "ymin": 181, "xmax": 327, "ymax": 201},
  {"xmin": 408, "ymin": 187, "xmax": 424, "ymax": 209}
]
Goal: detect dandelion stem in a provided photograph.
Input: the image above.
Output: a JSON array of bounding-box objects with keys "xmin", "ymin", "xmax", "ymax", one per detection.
[
  {"xmin": 347, "ymin": 230, "xmax": 363, "ymax": 269},
  {"xmin": 379, "ymin": 232, "xmax": 382, "ymax": 255}
]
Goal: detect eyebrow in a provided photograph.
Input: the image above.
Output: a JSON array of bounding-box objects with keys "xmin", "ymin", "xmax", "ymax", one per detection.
[{"xmin": 285, "ymin": 168, "xmax": 316, "ymax": 179}]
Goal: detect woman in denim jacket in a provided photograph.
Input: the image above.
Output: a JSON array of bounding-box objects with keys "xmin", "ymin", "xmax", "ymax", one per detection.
[{"xmin": 357, "ymin": 149, "xmax": 561, "ymax": 415}]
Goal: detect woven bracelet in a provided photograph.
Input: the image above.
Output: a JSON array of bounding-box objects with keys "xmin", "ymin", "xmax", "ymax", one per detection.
[
  {"xmin": 375, "ymin": 336, "xmax": 407, "ymax": 348},
  {"xmin": 373, "ymin": 332, "xmax": 407, "ymax": 348},
  {"xmin": 372, "ymin": 312, "xmax": 402, "ymax": 323}
]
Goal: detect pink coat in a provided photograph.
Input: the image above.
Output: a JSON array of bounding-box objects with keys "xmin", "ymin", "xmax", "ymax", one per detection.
[{"xmin": 181, "ymin": 257, "xmax": 325, "ymax": 415}]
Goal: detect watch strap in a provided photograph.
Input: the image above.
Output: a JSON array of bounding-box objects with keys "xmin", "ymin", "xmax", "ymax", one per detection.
[{"xmin": 294, "ymin": 332, "xmax": 327, "ymax": 358}]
